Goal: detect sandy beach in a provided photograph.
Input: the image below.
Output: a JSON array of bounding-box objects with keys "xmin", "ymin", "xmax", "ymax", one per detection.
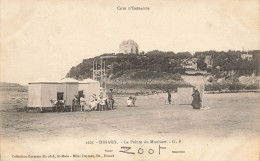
[{"xmin": 0, "ymin": 88, "xmax": 259, "ymax": 160}]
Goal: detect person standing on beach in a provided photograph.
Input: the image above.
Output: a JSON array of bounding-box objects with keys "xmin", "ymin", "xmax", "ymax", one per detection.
[
  {"xmin": 72, "ymin": 95, "xmax": 78, "ymax": 111},
  {"xmin": 127, "ymin": 96, "xmax": 133, "ymax": 107},
  {"xmin": 80, "ymin": 95, "xmax": 86, "ymax": 111},
  {"xmin": 191, "ymin": 89, "xmax": 201, "ymax": 109},
  {"xmin": 90, "ymin": 94, "xmax": 98, "ymax": 111},
  {"xmin": 168, "ymin": 90, "xmax": 171, "ymax": 104},
  {"xmin": 107, "ymin": 89, "xmax": 114, "ymax": 108}
]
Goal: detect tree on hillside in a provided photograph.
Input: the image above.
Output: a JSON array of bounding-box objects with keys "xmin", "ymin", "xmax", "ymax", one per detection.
[
  {"xmin": 66, "ymin": 50, "xmax": 260, "ymax": 80},
  {"xmin": 197, "ymin": 56, "xmax": 207, "ymax": 70},
  {"xmin": 175, "ymin": 52, "xmax": 192, "ymax": 59}
]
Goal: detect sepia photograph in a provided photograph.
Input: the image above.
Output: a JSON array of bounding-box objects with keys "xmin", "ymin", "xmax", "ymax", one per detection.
[{"xmin": 0, "ymin": 0, "xmax": 259, "ymax": 160}]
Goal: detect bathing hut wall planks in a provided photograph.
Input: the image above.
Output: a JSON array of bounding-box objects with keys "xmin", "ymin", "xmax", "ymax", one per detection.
[
  {"xmin": 177, "ymin": 87, "xmax": 193, "ymax": 105},
  {"xmin": 63, "ymin": 83, "xmax": 78, "ymax": 107},
  {"xmin": 28, "ymin": 82, "xmax": 78, "ymax": 108},
  {"xmin": 59, "ymin": 78, "xmax": 79, "ymax": 107},
  {"xmin": 28, "ymin": 82, "xmax": 59, "ymax": 108},
  {"xmin": 196, "ymin": 84, "xmax": 204, "ymax": 108},
  {"xmin": 28, "ymin": 83, "xmax": 42, "ymax": 107},
  {"xmin": 40, "ymin": 83, "xmax": 59, "ymax": 107}
]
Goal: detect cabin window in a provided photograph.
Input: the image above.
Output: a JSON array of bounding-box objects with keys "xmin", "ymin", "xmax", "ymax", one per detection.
[{"xmin": 57, "ymin": 92, "xmax": 64, "ymax": 100}]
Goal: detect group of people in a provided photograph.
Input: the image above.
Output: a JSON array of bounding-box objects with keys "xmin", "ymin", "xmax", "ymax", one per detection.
[
  {"xmin": 50, "ymin": 89, "xmax": 115, "ymax": 112},
  {"xmin": 50, "ymin": 99, "xmax": 67, "ymax": 112},
  {"xmin": 72, "ymin": 89, "xmax": 115, "ymax": 112},
  {"xmin": 127, "ymin": 96, "xmax": 136, "ymax": 107},
  {"xmin": 50, "ymin": 87, "xmax": 202, "ymax": 112}
]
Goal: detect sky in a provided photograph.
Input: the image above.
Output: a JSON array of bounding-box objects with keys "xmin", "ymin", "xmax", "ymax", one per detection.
[{"xmin": 1, "ymin": 0, "xmax": 259, "ymax": 85}]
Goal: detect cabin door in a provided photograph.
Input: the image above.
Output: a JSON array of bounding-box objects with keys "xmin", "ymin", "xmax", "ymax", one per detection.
[
  {"xmin": 57, "ymin": 92, "xmax": 64, "ymax": 101},
  {"xmin": 78, "ymin": 90, "xmax": 84, "ymax": 98}
]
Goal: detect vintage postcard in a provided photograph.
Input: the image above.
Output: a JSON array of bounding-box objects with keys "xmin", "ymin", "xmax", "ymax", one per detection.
[{"xmin": 0, "ymin": 0, "xmax": 259, "ymax": 160}]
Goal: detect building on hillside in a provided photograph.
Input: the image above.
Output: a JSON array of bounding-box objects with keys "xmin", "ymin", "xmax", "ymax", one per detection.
[
  {"xmin": 100, "ymin": 55, "xmax": 117, "ymax": 59},
  {"xmin": 181, "ymin": 58, "xmax": 198, "ymax": 70},
  {"xmin": 169, "ymin": 59, "xmax": 179, "ymax": 64},
  {"xmin": 241, "ymin": 53, "xmax": 253, "ymax": 61},
  {"xmin": 185, "ymin": 70, "xmax": 207, "ymax": 75},
  {"xmin": 100, "ymin": 53, "xmax": 117, "ymax": 59},
  {"xmin": 119, "ymin": 40, "xmax": 139, "ymax": 54},
  {"xmin": 204, "ymin": 55, "xmax": 213, "ymax": 68}
]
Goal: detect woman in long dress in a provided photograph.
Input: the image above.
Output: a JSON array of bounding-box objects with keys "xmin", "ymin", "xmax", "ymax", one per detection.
[
  {"xmin": 80, "ymin": 96, "xmax": 86, "ymax": 111},
  {"xmin": 127, "ymin": 97, "xmax": 133, "ymax": 107},
  {"xmin": 90, "ymin": 94, "xmax": 98, "ymax": 111},
  {"xmin": 191, "ymin": 89, "xmax": 201, "ymax": 109},
  {"xmin": 99, "ymin": 96, "xmax": 106, "ymax": 111}
]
